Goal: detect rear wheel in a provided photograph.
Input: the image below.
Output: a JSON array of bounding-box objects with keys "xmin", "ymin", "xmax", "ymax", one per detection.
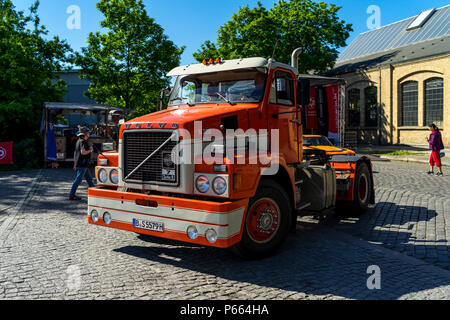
[
  {"xmin": 351, "ymin": 162, "xmax": 372, "ymax": 215},
  {"xmin": 336, "ymin": 162, "xmax": 372, "ymax": 217},
  {"xmin": 231, "ymin": 180, "xmax": 292, "ymax": 259}
]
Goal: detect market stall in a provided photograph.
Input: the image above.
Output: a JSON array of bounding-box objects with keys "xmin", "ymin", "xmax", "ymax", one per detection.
[{"xmin": 41, "ymin": 102, "xmax": 126, "ymax": 166}]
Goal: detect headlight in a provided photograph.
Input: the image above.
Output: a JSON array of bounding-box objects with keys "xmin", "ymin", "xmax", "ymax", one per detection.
[
  {"xmin": 90, "ymin": 210, "xmax": 99, "ymax": 223},
  {"xmin": 195, "ymin": 175, "xmax": 210, "ymax": 193},
  {"xmin": 110, "ymin": 169, "xmax": 119, "ymax": 184},
  {"xmin": 98, "ymin": 168, "xmax": 108, "ymax": 184},
  {"xmin": 103, "ymin": 212, "xmax": 112, "ymax": 225},
  {"xmin": 212, "ymin": 177, "xmax": 227, "ymax": 195},
  {"xmin": 205, "ymin": 229, "xmax": 218, "ymax": 243},
  {"xmin": 187, "ymin": 226, "xmax": 198, "ymax": 240}
]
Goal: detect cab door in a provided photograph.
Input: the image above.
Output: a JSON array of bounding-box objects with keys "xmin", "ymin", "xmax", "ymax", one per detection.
[{"xmin": 268, "ymin": 70, "xmax": 300, "ymax": 164}]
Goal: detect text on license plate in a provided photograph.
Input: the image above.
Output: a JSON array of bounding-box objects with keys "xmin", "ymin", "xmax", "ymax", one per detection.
[{"xmin": 133, "ymin": 218, "xmax": 164, "ymax": 233}]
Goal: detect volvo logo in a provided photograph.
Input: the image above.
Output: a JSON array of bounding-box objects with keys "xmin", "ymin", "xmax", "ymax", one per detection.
[{"xmin": 124, "ymin": 122, "xmax": 178, "ymax": 130}]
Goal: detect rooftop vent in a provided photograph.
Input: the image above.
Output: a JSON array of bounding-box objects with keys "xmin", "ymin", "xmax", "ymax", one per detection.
[{"xmin": 407, "ymin": 8, "xmax": 436, "ymax": 31}]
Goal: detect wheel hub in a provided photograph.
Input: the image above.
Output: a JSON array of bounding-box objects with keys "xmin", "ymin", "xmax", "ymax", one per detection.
[{"xmin": 247, "ymin": 199, "xmax": 280, "ymax": 243}]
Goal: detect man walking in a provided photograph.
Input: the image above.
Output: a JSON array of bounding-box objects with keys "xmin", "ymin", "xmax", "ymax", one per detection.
[{"xmin": 69, "ymin": 127, "xmax": 96, "ymax": 200}]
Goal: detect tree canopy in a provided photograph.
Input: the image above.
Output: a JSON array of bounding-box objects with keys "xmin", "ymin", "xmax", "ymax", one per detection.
[
  {"xmin": 76, "ymin": 0, "xmax": 184, "ymax": 116},
  {"xmin": 193, "ymin": 0, "xmax": 352, "ymax": 74},
  {"xmin": 0, "ymin": 0, "xmax": 71, "ymax": 143}
]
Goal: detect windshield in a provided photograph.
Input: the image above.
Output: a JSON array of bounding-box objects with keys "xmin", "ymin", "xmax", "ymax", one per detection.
[
  {"xmin": 303, "ymin": 136, "xmax": 334, "ymax": 147},
  {"xmin": 168, "ymin": 69, "xmax": 267, "ymax": 106}
]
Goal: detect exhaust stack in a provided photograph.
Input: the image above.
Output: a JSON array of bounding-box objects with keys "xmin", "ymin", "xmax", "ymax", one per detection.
[{"xmin": 291, "ymin": 47, "xmax": 303, "ymax": 71}]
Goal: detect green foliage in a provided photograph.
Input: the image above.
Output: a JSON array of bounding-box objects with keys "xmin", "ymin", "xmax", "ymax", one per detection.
[
  {"xmin": 76, "ymin": 0, "xmax": 185, "ymax": 116},
  {"xmin": 0, "ymin": 0, "xmax": 71, "ymax": 170},
  {"xmin": 193, "ymin": 0, "xmax": 352, "ymax": 74},
  {"xmin": 0, "ymin": 0, "xmax": 72, "ymax": 145}
]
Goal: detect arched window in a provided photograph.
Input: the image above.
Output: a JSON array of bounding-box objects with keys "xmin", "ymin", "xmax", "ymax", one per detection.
[
  {"xmin": 365, "ymin": 86, "xmax": 378, "ymax": 127},
  {"xmin": 424, "ymin": 77, "xmax": 443, "ymax": 126},
  {"xmin": 348, "ymin": 88, "xmax": 361, "ymax": 127},
  {"xmin": 401, "ymin": 81, "xmax": 418, "ymax": 126}
]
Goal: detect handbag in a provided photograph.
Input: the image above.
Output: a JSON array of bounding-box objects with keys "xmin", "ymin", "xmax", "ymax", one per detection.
[{"xmin": 440, "ymin": 152, "xmax": 446, "ymax": 158}]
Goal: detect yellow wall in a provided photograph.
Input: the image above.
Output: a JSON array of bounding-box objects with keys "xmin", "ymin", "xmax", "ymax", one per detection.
[{"xmin": 338, "ymin": 54, "xmax": 450, "ymax": 147}]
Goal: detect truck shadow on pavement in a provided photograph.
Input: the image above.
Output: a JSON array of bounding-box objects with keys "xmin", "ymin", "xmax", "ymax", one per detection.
[
  {"xmin": 113, "ymin": 203, "xmax": 450, "ymax": 300},
  {"xmin": 328, "ymin": 202, "xmax": 448, "ymax": 270}
]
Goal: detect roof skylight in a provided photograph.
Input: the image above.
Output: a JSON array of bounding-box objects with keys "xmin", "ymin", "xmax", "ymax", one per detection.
[{"xmin": 407, "ymin": 8, "xmax": 436, "ymax": 31}]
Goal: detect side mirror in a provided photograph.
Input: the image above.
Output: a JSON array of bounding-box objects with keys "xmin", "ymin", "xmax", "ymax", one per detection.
[
  {"xmin": 297, "ymin": 79, "xmax": 311, "ymax": 107},
  {"xmin": 158, "ymin": 86, "xmax": 173, "ymax": 110}
]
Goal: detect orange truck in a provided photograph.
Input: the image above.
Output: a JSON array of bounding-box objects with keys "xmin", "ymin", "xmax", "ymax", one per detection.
[{"xmin": 88, "ymin": 50, "xmax": 375, "ymax": 258}]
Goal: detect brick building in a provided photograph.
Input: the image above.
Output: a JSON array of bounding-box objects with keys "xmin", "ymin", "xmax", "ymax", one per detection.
[{"xmin": 328, "ymin": 6, "xmax": 450, "ymax": 146}]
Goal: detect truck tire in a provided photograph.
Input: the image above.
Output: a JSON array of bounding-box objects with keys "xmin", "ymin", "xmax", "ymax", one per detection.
[
  {"xmin": 231, "ymin": 180, "xmax": 292, "ymax": 259},
  {"xmin": 350, "ymin": 162, "xmax": 372, "ymax": 216}
]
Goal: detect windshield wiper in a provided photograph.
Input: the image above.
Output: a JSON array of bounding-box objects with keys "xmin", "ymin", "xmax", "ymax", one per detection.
[{"xmin": 214, "ymin": 93, "xmax": 235, "ymax": 106}]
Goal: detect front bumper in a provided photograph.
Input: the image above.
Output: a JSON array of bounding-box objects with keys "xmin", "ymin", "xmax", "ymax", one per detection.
[{"xmin": 88, "ymin": 187, "xmax": 248, "ymax": 248}]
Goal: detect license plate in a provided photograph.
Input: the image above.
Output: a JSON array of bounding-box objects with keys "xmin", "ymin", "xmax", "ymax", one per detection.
[{"xmin": 133, "ymin": 218, "xmax": 164, "ymax": 233}]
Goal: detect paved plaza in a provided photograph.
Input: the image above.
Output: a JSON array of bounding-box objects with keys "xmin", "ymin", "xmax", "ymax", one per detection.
[{"xmin": 0, "ymin": 161, "xmax": 449, "ymax": 300}]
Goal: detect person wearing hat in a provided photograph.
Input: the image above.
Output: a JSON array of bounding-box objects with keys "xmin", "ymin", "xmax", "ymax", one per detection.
[{"xmin": 69, "ymin": 127, "xmax": 96, "ymax": 200}]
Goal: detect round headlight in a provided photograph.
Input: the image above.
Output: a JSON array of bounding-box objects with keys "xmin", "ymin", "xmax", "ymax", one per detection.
[
  {"xmin": 212, "ymin": 177, "xmax": 227, "ymax": 195},
  {"xmin": 90, "ymin": 210, "xmax": 99, "ymax": 223},
  {"xmin": 187, "ymin": 226, "xmax": 198, "ymax": 240},
  {"xmin": 98, "ymin": 168, "xmax": 108, "ymax": 184},
  {"xmin": 205, "ymin": 229, "xmax": 218, "ymax": 243},
  {"xmin": 195, "ymin": 175, "xmax": 210, "ymax": 193},
  {"xmin": 103, "ymin": 212, "xmax": 112, "ymax": 225},
  {"xmin": 110, "ymin": 169, "xmax": 119, "ymax": 184}
]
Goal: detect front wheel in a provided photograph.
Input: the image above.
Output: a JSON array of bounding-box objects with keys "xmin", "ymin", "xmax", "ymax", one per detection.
[{"xmin": 231, "ymin": 180, "xmax": 292, "ymax": 259}]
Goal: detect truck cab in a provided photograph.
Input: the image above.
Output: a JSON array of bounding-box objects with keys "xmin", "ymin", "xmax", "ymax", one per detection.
[{"xmin": 88, "ymin": 56, "xmax": 374, "ymax": 258}]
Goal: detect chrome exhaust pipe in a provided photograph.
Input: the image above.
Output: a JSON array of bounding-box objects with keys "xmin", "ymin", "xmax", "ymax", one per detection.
[{"xmin": 291, "ymin": 47, "xmax": 303, "ymax": 70}]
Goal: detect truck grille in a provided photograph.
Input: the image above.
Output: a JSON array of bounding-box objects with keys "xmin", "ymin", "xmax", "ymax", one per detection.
[{"xmin": 123, "ymin": 131, "xmax": 179, "ymax": 185}]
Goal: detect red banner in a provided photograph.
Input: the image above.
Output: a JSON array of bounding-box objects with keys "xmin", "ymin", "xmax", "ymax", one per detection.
[
  {"xmin": 0, "ymin": 142, "xmax": 13, "ymax": 165},
  {"xmin": 326, "ymin": 85, "xmax": 340, "ymax": 135},
  {"xmin": 305, "ymin": 88, "xmax": 318, "ymax": 130}
]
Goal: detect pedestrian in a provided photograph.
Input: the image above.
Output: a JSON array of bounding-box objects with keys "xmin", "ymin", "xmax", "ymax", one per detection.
[
  {"xmin": 69, "ymin": 127, "xmax": 96, "ymax": 200},
  {"xmin": 426, "ymin": 123, "xmax": 445, "ymax": 176}
]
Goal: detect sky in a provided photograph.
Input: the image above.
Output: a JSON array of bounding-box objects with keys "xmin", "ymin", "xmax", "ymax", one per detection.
[{"xmin": 12, "ymin": 0, "xmax": 450, "ymax": 66}]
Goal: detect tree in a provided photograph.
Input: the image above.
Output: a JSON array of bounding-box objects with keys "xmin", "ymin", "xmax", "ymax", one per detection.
[
  {"xmin": 0, "ymin": 0, "xmax": 71, "ymax": 143},
  {"xmin": 76, "ymin": 0, "xmax": 184, "ymax": 116},
  {"xmin": 193, "ymin": 0, "xmax": 352, "ymax": 74}
]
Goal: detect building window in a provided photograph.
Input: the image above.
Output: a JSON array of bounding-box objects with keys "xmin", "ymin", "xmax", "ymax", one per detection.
[
  {"xmin": 365, "ymin": 86, "xmax": 378, "ymax": 127},
  {"xmin": 348, "ymin": 88, "xmax": 361, "ymax": 127},
  {"xmin": 401, "ymin": 81, "xmax": 418, "ymax": 126},
  {"xmin": 424, "ymin": 77, "xmax": 443, "ymax": 127}
]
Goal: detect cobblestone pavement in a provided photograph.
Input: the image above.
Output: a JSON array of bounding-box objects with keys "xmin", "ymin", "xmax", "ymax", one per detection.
[
  {"xmin": 0, "ymin": 170, "xmax": 40, "ymax": 228},
  {"xmin": 330, "ymin": 161, "xmax": 450, "ymax": 271},
  {"xmin": 0, "ymin": 163, "xmax": 449, "ymax": 300}
]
